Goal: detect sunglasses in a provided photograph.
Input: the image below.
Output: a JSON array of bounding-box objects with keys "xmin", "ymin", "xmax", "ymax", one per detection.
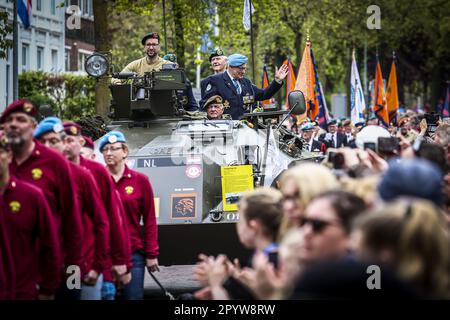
[{"xmin": 299, "ymin": 217, "xmax": 336, "ymax": 233}]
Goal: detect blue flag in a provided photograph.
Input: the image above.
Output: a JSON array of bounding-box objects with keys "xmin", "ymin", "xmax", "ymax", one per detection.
[{"xmin": 18, "ymin": 0, "xmax": 32, "ymax": 29}]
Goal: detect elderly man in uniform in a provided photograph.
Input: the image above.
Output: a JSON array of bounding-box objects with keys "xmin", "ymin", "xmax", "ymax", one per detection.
[
  {"xmin": 203, "ymin": 95, "xmax": 232, "ymax": 120},
  {"xmin": 0, "ymin": 99, "xmax": 83, "ymax": 300},
  {"xmin": 200, "ymin": 53, "xmax": 288, "ymax": 120},
  {"xmin": 301, "ymin": 122, "xmax": 324, "ymax": 152},
  {"xmin": 200, "ymin": 48, "xmax": 228, "ymax": 98},
  {"xmin": 163, "ymin": 53, "xmax": 198, "ymax": 111},
  {"xmin": 209, "ymin": 48, "xmax": 228, "ymax": 74}
]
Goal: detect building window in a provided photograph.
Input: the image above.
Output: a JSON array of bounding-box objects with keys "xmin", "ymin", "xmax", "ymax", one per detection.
[
  {"xmin": 36, "ymin": 0, "xmax": 42, "ymax": 11},
  {"xmin": 65, "ymin": 49, "xmax": 70, "ymax": 71},
  {"xmin": 51, "ymin": 49, "xmax": 58, "ymax": 72},
  {"xmin": 51, "ymin": 0, "xmax": 56, "ymax": 15},
  {"xmin": 37, "ymin": 47, "xmax": 44, "ymax": 70},
  {"xmin": 78, "ymin": 52, "xmax": 86, "ymax": 72},
  {"xmin": 21, "ymin": 44, "xmax": 29, "ymax": 71}
]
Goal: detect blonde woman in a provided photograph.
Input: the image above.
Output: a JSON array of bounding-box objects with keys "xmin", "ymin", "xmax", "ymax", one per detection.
[
  {"xmin": 353, "ymin": 198, "xmax": 450, "ymax": 298},
  {"xmin": 277, "ymin": 163, "xmax": 339, "ymax": 237}
]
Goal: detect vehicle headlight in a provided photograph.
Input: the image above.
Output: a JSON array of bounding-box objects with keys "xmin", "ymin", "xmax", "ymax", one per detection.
[{"xmin": 85, "ymin": 53, "xmax": 109, "ymax": 78}]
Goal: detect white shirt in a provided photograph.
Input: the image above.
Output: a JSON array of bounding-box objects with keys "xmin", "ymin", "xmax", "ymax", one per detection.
[{"xmin": 227, "ymin": 70, "xmax": 242, "ymax": 94}]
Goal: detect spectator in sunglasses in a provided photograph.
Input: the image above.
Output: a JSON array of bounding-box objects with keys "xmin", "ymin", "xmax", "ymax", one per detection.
[{"xmin": 298, "ymin": 190, "xmax": 367, "ymax": 266}]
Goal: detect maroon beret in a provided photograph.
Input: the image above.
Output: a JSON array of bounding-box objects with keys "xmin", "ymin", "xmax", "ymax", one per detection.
[
  {"xmin": 83, "ymin": 135, "xmax": 94, "ymax": 150},
  {"xmin": 0, "ymin": 99, "xmax": 38, "ymax": 124},
  {"xmin": 63, "ymin": 121, "xmax": 81, "ymax": 136}
]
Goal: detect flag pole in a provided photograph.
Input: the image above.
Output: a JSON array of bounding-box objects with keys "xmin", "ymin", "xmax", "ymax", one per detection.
[
  {"xmin": 162, "ymin": 0, "xmax": 167, "ymax": 54},
  {"xmin": 249, "ymin": 0, "xmax": 255, "ymax": 83},
  {"xmin": 13, "ymin": 0, "xmax": 19, "ymax": 100}
]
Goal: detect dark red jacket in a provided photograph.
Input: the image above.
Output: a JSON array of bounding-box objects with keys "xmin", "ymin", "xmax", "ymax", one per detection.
[
  {"xmin": 70, "ymin": 162, "xmax": 109, "ymax": 276},
  {"xmin": 0, "ymin": 200, "xmax": 15, "ymax": 300},
  {"xmin": 114, "ymin": 165, "xmax": 159, "ymax": 259},
  {"xmin": 1, "ymin": 176, "xmax": 61, "ymax": 299},
  {"xmin": 79, "ymin": 157, "xmax": 131, "ymax": 280},
  {"xmin": 9, "ymin": 140, "xmax": 82, "ymax": 269}
]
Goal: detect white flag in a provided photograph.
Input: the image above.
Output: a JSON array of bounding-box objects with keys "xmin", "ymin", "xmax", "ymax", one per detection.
[
  {"xmin": 350, "ymin": 50, "xmax": 366, "ymax": 124},
  {"xmin": 243, "ymin": 0, "xmax": 255, "ymax": 31}
]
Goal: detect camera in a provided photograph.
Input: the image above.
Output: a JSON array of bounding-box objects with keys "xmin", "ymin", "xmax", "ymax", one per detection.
[
  {"xmin": 377, "ymin": 137, "xmax": 399, "ymax": 154},
  {"xmin": 363, "ymin": 142, "xmax": 377, "ymax": 153}
]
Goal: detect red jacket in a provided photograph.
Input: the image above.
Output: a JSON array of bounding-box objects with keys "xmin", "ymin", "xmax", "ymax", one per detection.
[
  {"xmin": 1, "ymin": 176, "xmax": 61, "ymax": 299},
  {"xmin": 70, "ymin": 162, "xmax": 109, "ymax": 276},
  {"xmin": 9, "ymin": 140, "xmax": 82, "ymax": 269},
  {"xmin": 0, "ymin": 200, "xmax": 15, "ymax": 300},
  {"xmin": 79, "ymin": 157, "xmax": 131, "ymax": 280},
  {"xmin": 114, "ymin": 165, "xmax": 159, "ymax": 259}
]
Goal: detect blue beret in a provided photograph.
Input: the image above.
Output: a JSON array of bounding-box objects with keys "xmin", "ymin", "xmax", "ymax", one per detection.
[
  {"xmin": 228, "ymin": 54, "xmax": 248, "ymax": 67},
  {"xmin": 99, "ymin": 131, "xmax": 126, "ymax": 151},
  {"xmin": 34, "ymin": 117, "xmax": 63, "ymax": 139},
  {"xmin": 301, "ymin": 122, "xmax": 315, "ymax": 131},
  {"xmin": 378, "ymin": 159, "xmax": 443, "ymax": 206}
]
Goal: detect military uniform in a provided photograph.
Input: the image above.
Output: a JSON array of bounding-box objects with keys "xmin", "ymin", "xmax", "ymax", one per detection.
[
  {"xmin": 2, "ymin": 177, "xmax": 61, "ymax": 299},
  {"xmin": 0, "ymin": 100, "xmax": 83, "ymax": 275},
  {"xmin": 200, "ymin": 71, "xmax": 283, "ymax": 120},
  {"xmin": 121, "ymin": 56, "xmax": 172, "ymax": 75}
]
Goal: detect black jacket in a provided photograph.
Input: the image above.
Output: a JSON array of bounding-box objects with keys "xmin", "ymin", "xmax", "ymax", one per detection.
[{"xmin": 200, "ymin": 72, "xmax": 283, "ymax": 120}]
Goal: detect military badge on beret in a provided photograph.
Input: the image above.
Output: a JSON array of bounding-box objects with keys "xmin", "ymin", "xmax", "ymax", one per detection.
[
  {"xmin": 70, "ymin": 126, "xmax": 78, "ymax": 135},
  {"xmin": 31, "ymin": 168, "xmax": 43, "ymax": 180},
  {"xmin": 23, "ymin": 102, "xmax": 34, "ymax": 113},
  {"xmin": 9, "ymin": 201, "xmax": 21, "ymax": 213},
  {"xmin": 108, "ymin": 135, "xmax": 118, "ymax": 144}
]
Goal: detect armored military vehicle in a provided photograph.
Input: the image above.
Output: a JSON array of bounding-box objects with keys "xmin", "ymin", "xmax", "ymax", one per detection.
[{"xmin": 85, "ymin": 53, "xmax": 320, "ymax": 265}]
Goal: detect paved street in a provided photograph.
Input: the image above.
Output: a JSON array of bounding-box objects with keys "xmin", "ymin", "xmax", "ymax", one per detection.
[{"xmin": 144, "ymin": 265, "xmax": 201, "ymax": 299}]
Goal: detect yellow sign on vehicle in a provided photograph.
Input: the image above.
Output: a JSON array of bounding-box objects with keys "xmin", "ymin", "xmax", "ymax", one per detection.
[{"xmin": 221, "ymin": 165, "xmax": 254, "ymax": 212}]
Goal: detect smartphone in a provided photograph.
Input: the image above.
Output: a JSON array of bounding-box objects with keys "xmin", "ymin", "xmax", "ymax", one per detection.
[
  {"xmin": 424, "ymin": 113, "xmax": 440, "ymax": 136},
  {"xmin": 363, "ymin": 142, "xmax": 377, "ymax": 153},
  {"xmin": 377, "ymin": 137, "xmax": 399, "ymax": 154}
]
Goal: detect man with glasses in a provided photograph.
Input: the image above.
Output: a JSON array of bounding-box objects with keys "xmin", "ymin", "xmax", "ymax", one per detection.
[
  {"xmin": 200, "ymin": 53, "xmax": 289, "ymax": 120},
  {"xmin": 115, "ymin": 32, "xmax": 174, "ymax": 78}
]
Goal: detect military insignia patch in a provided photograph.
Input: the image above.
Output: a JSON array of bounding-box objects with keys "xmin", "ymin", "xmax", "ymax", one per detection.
[
  {"xmin": 217, "ymin": 48, "xmax": 223, "ymax": 55},
  {"xmin": 9, "ymin": 201, "xmax": 21, "ymax": 213},
  {"xmin": 31, "ymin": 168, "xmax": 43, "ymax": 180},
  {"xmin": 206, "ymin": 83, "xmax": 212, "ymax": 91},
  {"xmin": 70, "ymin": 126, "xmax": 78, "ymax": 135},
  {"xmin": 23, "ymin": 102, "xmax": 33, "ymax": 113},
  {"xmin": 108, "ymin": 135, "xmax": 118, "ymax": 144},
  {"xmin": 223, "ymin": 100, "xmax": 230, "ymax": 109},
  {"xmin": 125, "ymin": 186, "xmax": 134, "ymax": 195}
]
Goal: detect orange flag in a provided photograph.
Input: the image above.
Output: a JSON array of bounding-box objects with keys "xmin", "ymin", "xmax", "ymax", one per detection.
[
  {"xmin": 261, "ymin": 65, "xmax": 271, "ymax": 106},
  {"xmin": 386, "ymin": 59, "xmax": 399, "ymax": 124},
  {"xmin": 283, "ymin": 59, "xmax": 296, "ymax": 110},
  {"xmin": 373, "ymin": 61, "xmax": 389, "ymax": 126},
  {"xmin": 295, "ymin": 41, "xmax": 318, "ymax": 121}
]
